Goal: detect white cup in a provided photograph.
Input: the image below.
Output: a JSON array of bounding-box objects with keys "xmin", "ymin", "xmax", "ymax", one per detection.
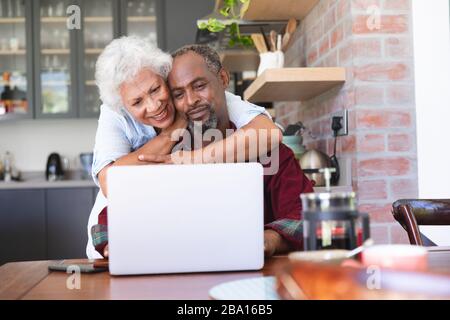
[{"xmin": 257, "ymin": 51, "xmax": 285, "ymax": 76}]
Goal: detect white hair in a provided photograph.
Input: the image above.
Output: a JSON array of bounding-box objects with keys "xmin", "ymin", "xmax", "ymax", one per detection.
[{"xmin": 95, "ymin": 36, "xmax": 172, "ymax": 112}]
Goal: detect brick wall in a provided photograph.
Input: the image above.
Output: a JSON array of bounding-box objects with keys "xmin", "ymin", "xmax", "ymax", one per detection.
[{"xmin": 276, "ymin": 0, "xmax": 417, "ymax": 244}]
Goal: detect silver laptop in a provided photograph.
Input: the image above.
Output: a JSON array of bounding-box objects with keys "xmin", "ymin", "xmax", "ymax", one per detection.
[{"xmin": 107, "ymin": 163, "xmax": 265, "ymax": 275}]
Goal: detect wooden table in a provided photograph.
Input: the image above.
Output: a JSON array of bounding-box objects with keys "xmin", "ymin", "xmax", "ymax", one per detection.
[{"xmin": 1, "ymin": 248, "xmax": 450, "ymax": 300}]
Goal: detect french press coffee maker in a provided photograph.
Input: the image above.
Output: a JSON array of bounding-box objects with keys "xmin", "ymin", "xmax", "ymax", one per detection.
[{"xmin": 301, "ymin": 191, "xmax": 370, "ymax": 251}]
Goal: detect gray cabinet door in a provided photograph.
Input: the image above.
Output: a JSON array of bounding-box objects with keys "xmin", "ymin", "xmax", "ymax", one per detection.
[
  {"xmin": 162, "ymin": 0, "xmax": 214, "ymax": 52},
  {"xmin": 46, "ymin": 188, "xmax": 95, "ymax": 259},
  {"xmin": 0, "ymin": 189, "xmax": 46, "ymax": 266}
]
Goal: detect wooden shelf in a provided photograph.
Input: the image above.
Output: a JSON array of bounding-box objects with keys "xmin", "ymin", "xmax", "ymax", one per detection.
[
  {"xmin": 219, "ymin": 50, "xmax": 259, "ymax": 72},
  {"xmin": 212, "ymin": 0, "xmax": 318, "ymax": 21},
  {"xmin": 243, "ymin": 68, "xmax": 346, "ymax": 102},
  {"xmin": 41, "ymin": 49, "xmax": 70, "ymax": 55},
  {"xmin": 41, "ymin": 17, "xmax": 66, "ymax": 23},
  {"xmin": 0, "ymin": 50, "xmax": 26, "ymax": 55},
  {"xmin": 85, "ymin": 17, "xmax": 113, "ymax": 22},
  {"xmin": 0, "ymin": 17, "xmax": 25, "ymax": 24},
  {"xmin": 85, "ymin": 48, "xmax": 103, "ymax": 54},
  {"xmin": 42, "ymin": 16, "xmax": 113, "ymax": 23},
  {"xmin": 128, "ymin": 16, "xmax": 156, "ymax": 22}
]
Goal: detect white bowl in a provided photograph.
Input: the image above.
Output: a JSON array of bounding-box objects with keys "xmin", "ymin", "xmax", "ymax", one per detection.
[{"xmin": 288, "ymin": 250, "xmax": 350, "ymax": 265}]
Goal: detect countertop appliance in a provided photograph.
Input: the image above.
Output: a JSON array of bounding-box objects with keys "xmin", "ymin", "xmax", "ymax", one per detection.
[{"xmin": 46, "ymin": 153, "xmax": 64, "ymax": 181}]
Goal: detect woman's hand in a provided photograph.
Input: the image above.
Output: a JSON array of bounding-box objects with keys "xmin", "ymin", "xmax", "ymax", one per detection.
[
  {"xmin": 161, "ymin": 110, "xmax": 188, "ymax": 142},
  {"xmin": 137, "ymin": 154, "xmax": 171, "ymax": 164},
  {"xmin": 138, "ymin": 150, "xmax": 201, "ymax": 165}
]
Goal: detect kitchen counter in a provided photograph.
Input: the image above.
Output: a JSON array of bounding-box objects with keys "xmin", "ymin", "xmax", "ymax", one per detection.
[{"xmin": 0, "ymin": 170, "xmax": 97, "ymax": 190}]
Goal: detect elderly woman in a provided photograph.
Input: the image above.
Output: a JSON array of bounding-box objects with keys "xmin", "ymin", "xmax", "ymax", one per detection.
[{"xmin": 86, "ymin": 36, "xmax": 281, "ymax": 259}]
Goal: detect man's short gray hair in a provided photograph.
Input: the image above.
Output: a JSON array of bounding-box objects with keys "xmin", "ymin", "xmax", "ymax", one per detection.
[
  {"xmin": 95, "ymin": 36, "xmax": 172, "ymax": 112},
  {"xmin": 171, "ymin": 44, "xmax": 223, "ymax": 75}
]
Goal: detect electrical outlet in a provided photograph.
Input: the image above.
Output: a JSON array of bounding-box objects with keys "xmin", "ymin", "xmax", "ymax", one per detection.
[{"xmin": 331, "ymin": 109, "xmax": 348, "ymax": 137}]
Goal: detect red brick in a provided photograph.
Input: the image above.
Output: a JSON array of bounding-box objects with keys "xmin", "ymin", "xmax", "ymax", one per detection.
[
  {"xmin": 388, "ymin": 133, "xmax": 413, "ymax": 152},
  {"xmin": 354, "ymin": 63, "xmax": 410, "ymax": 81},
  {"xmin": 390, "ymin": 179, "xmax": 418, "ymax": 199},
  {"xmin": 356, "ymin": 110, "xmax": 411, "ymax": 129},
  {"xmin": 390, "ymin": 224, "xmax": 411, "ymax": 244},
  {"xmin": 355, "ymin": 85, "xmax": 384, "ymax": 105},
  {"xmin": 370, "ymin": 225, "xmax": 390, "ymax": 245},
  {"xmin": 383, "ymin": 0, "xmax": 410, "ymax": 10},
  {"xmin": 339, "ymin": 42, "xmax": 353, "ymax": 65},
  {"xmin": 331, "ymin": 24, "xmax": 344, "ymax": 48},
  {"xmin": 319, "ymin": 36, "xmax": 330, "ymax": 56},
  {"xmin": 358, "ymin": 157, "xmax": 411, "ymax": 177},
  {"xmin": 307, "ymin": 47, "xmax": 319, "ymax": 66},
  {"xmin": 336, "ymin": 0, "xmax": 350, "ymax": 21},
  {"xmin": 352, "ymin": 38, "xmax": 382, "ymax": 59},
  {"xmin": 357, "ymin": 180, "xmax": 388, "ymax": 200},
  {"xmin": 324, "ymin": 7, "xmax": 337, "ymax": 32},
  {"xmin": 341, "ymin": 135, "xmax": 357, "ymax": 153},
  {"xmin": 385, "ymin": 37, "xmax": 413, "ymax": 58},
  {"xmin": 358, "ymin": 134, "xmax": 385, "ymax": 153},
  {"xmin": 351, "ymin": 0, "xmax": 381, "ymax": 11},
  {"xmin": 353, "ymin": 15, "xmax": 408, "ymax": 34},
  {"xmin": 307, "ymin": 22, "xmax": 324, "ymax": 47},
  {"xmin": 324, "ymin": 50, "xmax": 338, "ymax": 67},
  {"xmin": 359, "ymin": 203, "xmax": 395, "ymax": 223},
  {"xmin": 386, "ymin": 85, "xmax": 414, "ymax": 105},
  {"xmin": 343, "ymin": 89, "xmax": 356, "ymax": 109}
]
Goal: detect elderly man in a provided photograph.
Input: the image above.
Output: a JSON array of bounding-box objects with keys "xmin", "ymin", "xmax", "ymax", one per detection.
[
  {"xmin": 93, "ymin": 45, "xmax": 313, "ymax": 258},
  {"xmin": 165, "ymin": 45, "xmax": 314, "ymax": 257}
]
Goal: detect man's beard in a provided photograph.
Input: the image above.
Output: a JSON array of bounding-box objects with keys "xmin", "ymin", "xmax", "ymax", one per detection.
[{"xmin": 187, "ymin": 105, "xmax": 218, "ymax": 134}]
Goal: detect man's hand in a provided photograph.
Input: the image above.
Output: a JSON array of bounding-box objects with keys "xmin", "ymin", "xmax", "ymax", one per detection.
[
  {"xmin": 103, "ymin": 244, "xmax": 109, "ymax": 258},
  {"xmin": 264, "ymin": 229, "xmax": 287, "ymax": 257}
]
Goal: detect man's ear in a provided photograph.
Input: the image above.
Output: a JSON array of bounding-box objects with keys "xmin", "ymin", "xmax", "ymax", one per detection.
[{"xmin": 218, "ymin": 68, "xmax": 230, "ymax": 89}]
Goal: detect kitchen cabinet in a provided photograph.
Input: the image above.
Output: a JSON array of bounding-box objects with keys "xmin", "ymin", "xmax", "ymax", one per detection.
[
  {"xmin": 33, "ymin": 0, "xmax": 160, "ymax": 119},
  {"xmin": 0, "ymin": 0, "xmax": 34, "ymax": 120},
  {"xmin": 0, "ymin": 189, "xmax": 46, "ymax": 265},
  {"xmin": 0, "ymin": 0, "xmax": 161, "ymax": 121},
  {"xmin": 0, "ymin": 186, "xmax": 98, "ymax": 265},
  {"xmin": 46, "ymin": 188, "xmax": 96, "ymax": 259}
]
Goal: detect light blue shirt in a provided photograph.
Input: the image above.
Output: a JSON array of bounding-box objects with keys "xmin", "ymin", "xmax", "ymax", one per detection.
[{"xmin": 91, "ymin": 91, "xmax": 269, "ymax": 186}]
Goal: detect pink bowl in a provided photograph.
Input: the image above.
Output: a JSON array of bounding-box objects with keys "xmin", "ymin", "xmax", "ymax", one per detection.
[{"xmin": 362, "ymin": 245, "xmax": 428, "ymax": 271}]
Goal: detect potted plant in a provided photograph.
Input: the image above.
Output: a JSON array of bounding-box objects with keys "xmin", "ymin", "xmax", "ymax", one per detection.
[{"xmin": 197, "ymin": 0, "xmax": 253, "ymax": 49}]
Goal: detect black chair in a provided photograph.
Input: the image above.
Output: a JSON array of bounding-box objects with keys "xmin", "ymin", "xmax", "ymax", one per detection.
[{"xmin": 392, "ymin": 199, "xmax": 450, "ymax": 246}]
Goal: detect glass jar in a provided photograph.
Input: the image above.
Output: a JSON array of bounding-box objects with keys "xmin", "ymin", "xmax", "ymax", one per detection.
[{"xmin": 301, "ymin": 192, "xmax": 370, "ymax": 251}]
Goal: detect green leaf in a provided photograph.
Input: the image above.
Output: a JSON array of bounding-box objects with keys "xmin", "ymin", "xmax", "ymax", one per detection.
[
  {"xmin": 219, "ymin": 7, "xmax": 230, "ymax": 17},
  {"xmin": 224, "ymin": 0, "xmax": 237, "ymax": 7},
  {"xmin": 207, "ymin": 18, "xmax": 226, "ymax": 31},
  {"xmin": 197, "ymin": 21, "xmax": 208, "ymax": 30}
]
